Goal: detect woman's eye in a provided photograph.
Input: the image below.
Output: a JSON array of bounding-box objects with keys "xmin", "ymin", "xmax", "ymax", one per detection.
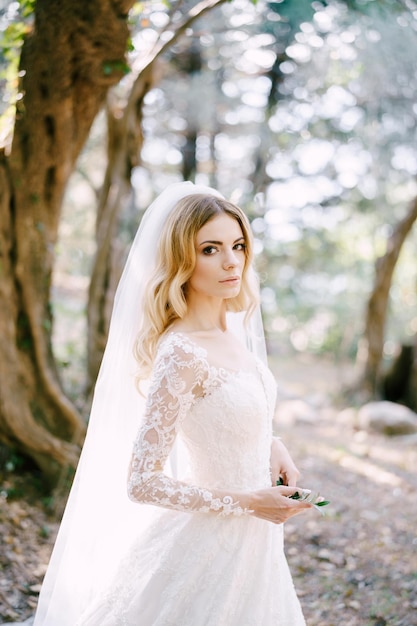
[
  {"xmin": 203, "ymin": 246, "xmax": 217, "ymax": 255},
  {"xmin": 234, "ymin": 243, "xmax": 246, "ymax": 251}
]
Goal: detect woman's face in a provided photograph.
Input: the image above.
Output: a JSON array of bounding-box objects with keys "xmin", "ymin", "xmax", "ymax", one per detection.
[{"xmin": 187, "ymin": 213, "xmax": 246, "ymax": 302}]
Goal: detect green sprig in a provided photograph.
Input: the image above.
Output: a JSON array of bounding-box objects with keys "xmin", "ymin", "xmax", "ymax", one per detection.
[{"xmin": 276, "ymin": 478, "xmax": 330, "ymax": 514}]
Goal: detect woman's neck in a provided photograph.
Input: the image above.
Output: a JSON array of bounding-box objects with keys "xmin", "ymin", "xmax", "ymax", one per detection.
[{"xmin": 175, "ymin": 300, "xmax": 228, "ymax": 334}]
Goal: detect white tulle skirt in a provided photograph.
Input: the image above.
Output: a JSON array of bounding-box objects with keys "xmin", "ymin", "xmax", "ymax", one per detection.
[{"xmin": 77, "ymin": 509, "xmax": 306, "ymax": 626}]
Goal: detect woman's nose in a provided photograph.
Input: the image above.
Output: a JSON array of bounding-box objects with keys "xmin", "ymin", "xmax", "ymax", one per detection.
[{"xmin": 223, "ymin": 249, "xmax": 238, "ymax": 268}]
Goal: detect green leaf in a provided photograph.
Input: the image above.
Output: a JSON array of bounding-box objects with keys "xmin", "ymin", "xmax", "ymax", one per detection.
[
  {"xmin": 102, "ymin": 60, "xmax": 130, "ymax": 77},
  {"xmin": 18, "ymin": 0, "xmax": 36, "ymax": 19},
  {"xmin": 276, "ymin": 478, "xmax": 329, "ymax": 512}
]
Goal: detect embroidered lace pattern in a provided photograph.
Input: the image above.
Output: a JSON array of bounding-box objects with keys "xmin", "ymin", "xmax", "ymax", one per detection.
[{"xmin": 127, "ymin": 333, "xmax": 255, "ymax": 516}]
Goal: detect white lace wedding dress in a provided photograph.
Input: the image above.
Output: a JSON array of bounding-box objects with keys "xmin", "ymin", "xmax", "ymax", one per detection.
[{"xmin": 77, "ymin": 332, "xmax": 306, "ymax": 626}]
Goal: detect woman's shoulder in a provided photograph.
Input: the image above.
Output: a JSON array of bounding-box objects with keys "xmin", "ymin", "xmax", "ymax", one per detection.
[{"xmin": 157, "ymin": 329, "xmax": 208, "ymax": 362}]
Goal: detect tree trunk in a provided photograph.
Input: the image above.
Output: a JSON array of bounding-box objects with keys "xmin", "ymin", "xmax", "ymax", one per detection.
[
  {"xmin": 86, "ymin": 63, "xmax": 155, "ymax": 393},
  {"xmin": 359, "ymin": 196, "xmax": 417, "ymax": 394},
  {"xmin": 0, "ymin": 0, "xmax": 135, "ymax": 483},
  {"xmin": 382, "ymin": 340, "xmax": 417, "ymax": 411},
  {"xmin": 179, "ymin": 42, "xmax": 202, "ymax": 182}
]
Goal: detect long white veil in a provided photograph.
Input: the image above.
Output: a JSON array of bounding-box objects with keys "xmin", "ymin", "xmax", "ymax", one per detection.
[{"xmin": 34, "ymin": 181, "xmax": 267, "ymax": 625}]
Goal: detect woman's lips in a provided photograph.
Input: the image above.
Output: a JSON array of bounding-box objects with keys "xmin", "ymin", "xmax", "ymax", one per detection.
[{"xmin": 219, "ymin": 276, "xmax": 240, "ymax": 284}]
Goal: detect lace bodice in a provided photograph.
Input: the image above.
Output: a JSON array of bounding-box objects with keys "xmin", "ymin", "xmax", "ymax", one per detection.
[{"xmin": 128, "ymin": 332, "xmax": 277, "ymax": 516}]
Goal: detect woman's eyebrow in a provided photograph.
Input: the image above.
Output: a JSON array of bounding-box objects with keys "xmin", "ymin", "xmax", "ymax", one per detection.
[{"xmin": 198, "ymin": 236, "xmax": 245, "ymax": 246}]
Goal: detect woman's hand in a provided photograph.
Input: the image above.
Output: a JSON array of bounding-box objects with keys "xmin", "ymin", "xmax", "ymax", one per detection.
[
  {"xmin": 248, "ymin": 485, "xmax": 312, "ymax": 524},
  {"xmin": 270, "ymin": 437, "xmax": 300, "ymax": 487}
]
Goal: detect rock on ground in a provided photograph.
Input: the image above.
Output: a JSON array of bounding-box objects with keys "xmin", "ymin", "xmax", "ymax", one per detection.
[{"xmin": 357, "ymin": 400, "xmax": 417, "ymax": 436}]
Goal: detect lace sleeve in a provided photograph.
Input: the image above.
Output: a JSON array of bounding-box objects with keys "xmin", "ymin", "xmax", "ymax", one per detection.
[{"xmin": 127, "ymin": 336, "xmax": 249, "ymax": 516}]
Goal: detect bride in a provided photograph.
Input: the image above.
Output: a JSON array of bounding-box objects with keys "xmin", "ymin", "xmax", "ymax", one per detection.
[{"xmin": 34, "ymin": 182, "xmax": 312, "ymax": 626}]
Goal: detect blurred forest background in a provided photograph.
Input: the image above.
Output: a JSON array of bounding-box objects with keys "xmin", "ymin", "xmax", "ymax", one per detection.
[
  {"xmin": 1, "ymin": 0, "xmax": 417, "ymax": 623},
  {"xmin": 1, "ymin": 0, "xmax": 417, "ymax": 480}
]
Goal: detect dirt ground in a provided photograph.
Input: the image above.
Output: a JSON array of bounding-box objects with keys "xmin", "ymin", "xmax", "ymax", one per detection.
[
  {"xmin": 1, "ymin": 354, "xmax": 417, "ymax": 626},
  {"xmin": 272, "ymin": 353, "xmax": 417, "ymax": 626},
  {"xmin": 281, "ymin": 417, "xmax": 417, "ymax": 626}
]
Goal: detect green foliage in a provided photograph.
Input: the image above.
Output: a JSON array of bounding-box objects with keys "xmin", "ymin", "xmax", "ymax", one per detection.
[
  {"xmin": 1, "ymin": 21, "xmax": 28, "ymax": 60},
  {"xmin": 276, "ymin": 477, "xmax": 330, "ymax": 513},
  {"xmin": 0, "ymin": 0, "xmax": 35, "ymax": 62},
  {"xmin": 102, "ymin": 59, "xmax": 131, "ymax": 77},
  {"xmin": 130, "ymin": 2, "xmax": 145, "ymax": 18},
  {"xmin": 0, "ymin": 0, "xmax": 35, "ymax": 143},
  {"xmin": 18, "ymin": 0, "xmax": 36, "ymax": 18},
  {"xmin": 268, "ymin": 0, "xmax": 315, "ymax": 25}
]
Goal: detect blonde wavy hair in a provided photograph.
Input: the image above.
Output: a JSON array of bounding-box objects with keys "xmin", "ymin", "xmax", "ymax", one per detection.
[{"xmin": 134, "ymin": 193, "xmax": 259, "ymax": 380}]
